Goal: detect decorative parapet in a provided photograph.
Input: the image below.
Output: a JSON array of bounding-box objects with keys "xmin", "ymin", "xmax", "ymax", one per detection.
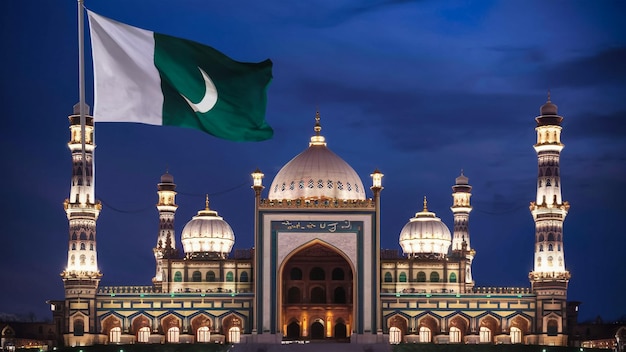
[
  {"xmin": 259, "ymin": 198, "xmax": 375, "ymax": 209},
  {"xmin": 529, "ymin": 270, "xmax": 571, "ymax": 282},
  {"xmin": 98, "ymin": 286, "xmax": 159, "ymax": 294},
  {"xmin": 382, "ymin": 286, "xmax": 532, "ymax": 295}
]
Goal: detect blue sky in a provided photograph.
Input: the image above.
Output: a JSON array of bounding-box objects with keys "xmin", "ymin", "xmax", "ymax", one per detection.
[{"xmin": 1, "ymin": 0, "xmax": 624, "ymax": 322}]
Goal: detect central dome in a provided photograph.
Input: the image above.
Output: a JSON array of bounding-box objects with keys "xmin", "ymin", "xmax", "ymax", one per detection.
[{"xmin": 269, "ymin": 113, "xmax": 365, "ymax": 201}]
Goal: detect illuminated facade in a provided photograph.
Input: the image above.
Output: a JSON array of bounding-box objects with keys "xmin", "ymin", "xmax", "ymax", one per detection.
[{"xmin": 54, "ymin": 100, "xmax": 571, "ymax": 346}]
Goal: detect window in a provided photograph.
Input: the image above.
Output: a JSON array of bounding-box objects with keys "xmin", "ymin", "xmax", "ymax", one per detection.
[
  {"xmin": 384, "ymin": 272, "xmax": 393, "ymax": 282},
  {"xmin": 332, "ymin": 268, "xmax": 344, "ymax": 280},
  {"xmin": 197, "ymin": 326, "xmax": 210, "ymax": 343},
  {"xmin": 310, "ymin": 287, "xmax": 326, "ymax": 303},
  {"xmin": 449, "ymin": 272, "xmax": 457, "ymax": 283},
  {"xmin": 290, "ymin": 267, "xmax": 302, "ymax": 280},
  {"xmin": 310, "ymin": 267, "xmax": 325, "ymax": 280},
  {"xmin": 228, "ymin": 327, "xmax": 241, "ymax": 343},
  {"xmin": 419, "ymin": 326, "xmax": 431, "ymax": 343},
  {"xmin": 449, "ymin": 326, "xmax": 461, "ymax": 343},
  {"xmin": 389, "ymin": 327, "xmax": 401, "ymax": 344},
  {"xmin": 226, "ymin": 271, "xmax": 234, "ymax": 282},
  {"xmin": 399, "ymin": 272, "xmax": 407, "ymax": 282},
  {"xmin": 80, "ymin": 243, "xmax": 86, "ymax": 250},
  {"xmin": 547, "ymin": 319, "xmax": 558, "ymax": 336},
  {"xmin": 73, "ymin": 318, "xmax": 84, "ymax": 336},
  {"xmin": 192, "ymin": 271, "xmax": 201, "ymax": 282},
  {"xmin": 510, "ymin": 326, "xmax": 522, "ymax": 344},
  {"xmin": 109, "ymin": 327, "xmax": 121, "ymax": 343},
  {"xmin": 416, "ymin": 272, "xmax": 426, "ymax": 282},
  {"xmin": 539, "ymin": 244, "xmax": 544, "ymax": 252},
  {"xmin": 138, "ymin": 327, "xmax": 150, "ymax": 343},
  {"xmin": 174, "ymin": 271, "xmax": 182, "ymax": 282},
  {"xmin": 287, "ymin": 287, "xmax": 301, "ymax": 303},
  {"xmin": 333, "ymin": 287, "xmax": 346, "ymax": 304},
  {"xmin": 480, "ymin": 326, "xmax": 491, "ymax": 343},
  {"xmin": 167, "ymin": 327, "xmax": 179, "ymax": 343},
  {"xmin": 430, "ymin": 272, "xmax": 440, "ymax": 282},
  {"xmin": 240, "ymin": 272, "xmax": 249, "ymax": 282},
  {"xmin": 206, "ymin": 271, "xmax": 216, "ymax": 282}
]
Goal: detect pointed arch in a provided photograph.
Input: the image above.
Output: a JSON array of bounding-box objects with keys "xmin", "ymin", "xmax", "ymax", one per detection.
[
  {"xmin": 101, "ymin": 315, "xmax": 122, "ymax": 342},
  {"xmin": 160, "ymin": 314, "xmax": 181, "ymax": 339},
  {"xmin": 478, "ymin": 315, "xmax": 499, "ymax": 343},
  {"xmin": 190, "ymin": 313, "xmax": 213, "ymax": 342},
  {"xmin": 221, "ymin": 313, "xmax": 245, "ymax": 341},
  {"xmin": 448, "ymin": 315, "xmax": 469, "ymax": 343}
]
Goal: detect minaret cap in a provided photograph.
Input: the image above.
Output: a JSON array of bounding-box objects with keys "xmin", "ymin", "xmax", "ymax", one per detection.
[
  {"xmin": 455, "ymin": 169, "xmax": 469, "ymax": 185},
  {"xmin": 540, "ymin": 91, "xmax": 558, "ymax": 115}
]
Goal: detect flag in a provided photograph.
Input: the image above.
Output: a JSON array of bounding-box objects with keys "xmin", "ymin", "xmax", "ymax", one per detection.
[{"xmin": 87, "ymin": 10, "xmax": 273, "ymax": 141}]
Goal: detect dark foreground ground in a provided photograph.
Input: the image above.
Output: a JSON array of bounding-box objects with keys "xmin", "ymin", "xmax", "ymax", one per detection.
[{"xmin": 37, "ymin": 343, "xmax": 607, "ymax": 352}]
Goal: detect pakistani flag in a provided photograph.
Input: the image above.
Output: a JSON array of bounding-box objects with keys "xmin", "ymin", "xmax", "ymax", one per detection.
[{"xmin": 87, "ymin": 10, "xmax": 273, "ymax": 141}]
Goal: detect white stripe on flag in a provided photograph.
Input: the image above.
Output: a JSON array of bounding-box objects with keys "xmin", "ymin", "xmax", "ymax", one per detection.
[{"xmin": 88, "ymin": 10, "xmax": 163, "ymax": 125}]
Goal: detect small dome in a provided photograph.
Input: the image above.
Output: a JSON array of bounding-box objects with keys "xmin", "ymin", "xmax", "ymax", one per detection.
[
  {"xmin": 181, "ymin": 197, "xmax": 234, "ymax": 259},
  {"xmin": 399, "ymin": 197, "xmax": 452, "ymax": 257},
  {"xmin": 268, "ymin": 112, "xmax": 365, "ymax": 201},
  {"xmin": 160, "ymin": 171, "xmax": 174, "ymax": 184},
  {"xmin": 540, "ymin": 92, "xmax": 558, "ymax": 115}
]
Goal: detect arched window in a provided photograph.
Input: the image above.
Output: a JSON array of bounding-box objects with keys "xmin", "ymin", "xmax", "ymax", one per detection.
[
  {"xmin": 399, "ymin": 272, "xmax": 407, "ymax": 282},
  {"xmin": 510, "ymin": 326, "xmax": 522, "ymax": 344},
  {"xmin": 73, "ymin": 318, "xmax": 84, "ymax": 336},
  {"xmin": 80, "ymin": 243, "xmax": 86, "ymax": 250},
  {"xmin": 287, "ymin": 287, "xmax": 301, "ymax": 303},
  {"xmin": 546, "ymin": 179, "xmax": 551, "ymax": 186},
  {"xmin": 310, "ymin": 267, "xmax": 325, "ymax": 280},
  {"xmin": 206, "ymin": 271, "xmax": 216, "ymax": 282},
  {"xmin": 548, "ymin": 244, "xmax": 553, "ymax": 251},
  {"xmin": 226, "ymin": 271, "xmax": 234, "ymax": 282},
  {"xmin": 196, "ymin": 326, "xmax": 210, "ymax": 343},
  {"xmin": 310, "ymin": 287, "xmax": 326, "ymax": 303},
  {"xmin": 228, "ymin": 327, "xmax": 241, "ymax": 343},
  {"xmin": 72, "ymin": 232, "xmax": 78, "ymax": 240},
  {"xmin": 71, "ymin": 243, "xmax": 76, "ymax": 250},
  {"xmin": 539, "ymin": 244, "xmax": 544, "ymax": 252},
  {"xmin": 89, "ymin": 243, "xmax": 93, "ymax": 250},
  {"xmin": 80, "ymin": 231, "xmax": 87, "ymax": 240},
  {"xmin": 384, "ymin": 272, "xmax": 393, "ymax": 282},
  {"xmin": 480, "ymin": 326, "xmax": 492, "ymax": 343},
  {"xmin": 538, "ymin": 234, "xmax": 545, "ymax": 242},
  {"xmin": 419, "ymin": 326, "xmax": 431, "ymax": 343},
  {"xmin": 548, "ymin": 233, "xmax": 555, "ymax": 241},
  {"xmin": 332, "ymin": 268, "xmax": 344, "ymax": 280},
  {"xmin": 449, "ymin": 326, "xmax": 461, "ymax": 343},
  {"xmin": 548, "ymin": 256, "xmax": 554, "ymax": 267},
  {"xmin": 449, "ymin": 272, "xmax": 457, "ymax": 283},
  {"xmin": 240, "ymin": 272, "xmax": 249, "ymax": 282},
  {"xmin": 547, "ymin": 319, "xmax": 558, "ymax": 336},
  {"xmin": 167, "ymin": 326, "xmax": 179, "ymax": 343},
  {"xmin": 79, "ymin": 254, "xmax": 86, "ymax": 266},
  {"xmin": 389, "ymin": 326, "xmax": 401, "ymax": 344},
  {"xmin": 416, "ymin": 271, "xmax": 426, "ymax": 282},
  {"xmin": 192, "ymin": 271, "xmax": 201, "ymax": 282},
  {"xmin": 109, "ymin": 326, "xmax": 121, "ymax": 343},
  {"xmin": 430, "ymin": 272, "xmax": 440, "ymax": 282},
  {"xmin": 290, "ymin": 267, "xmax": 302, "ymax": 280},
  {"xmin": 333, "ymin": 287, "xmax": 346, "ymax": 303},
  {"xmin": 174, "ymin": 271, "xmax": 182, "ymax": 282},
  {"xmin": 138, "ymin": 326, "xmax": 150, "ymax": 343},
  {"xmin": 89, "ymin": 233, "xmax": 94, "ymax": 240}
]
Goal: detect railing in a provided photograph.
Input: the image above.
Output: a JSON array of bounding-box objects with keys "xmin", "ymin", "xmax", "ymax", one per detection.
[
  {"xmin": 382, "ymin": 286, "xmax": 532, "ymax": 295},
  {"xmin": 98, "ymin": 286, "xmax": 159, "ymax": 294}
]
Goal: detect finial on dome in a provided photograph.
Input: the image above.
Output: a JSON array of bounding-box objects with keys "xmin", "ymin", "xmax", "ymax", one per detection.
[
  {"xmin": 314, "ymin": 110, "xmax": 322, "ymax": 136},
  {"xmin": 547, "ymin": 90, "xmax": 551, "ymax": 103},
  {"xmin": 205, "ymin": 194, "xmax": 210, "ymax": 210},
  {"xmin": 423, "ymin": 196, "xmax": 428, "ymax": 212},
  {"xmin": 309, "ymin": 109, "xmax": 327, "ymax": 146}
]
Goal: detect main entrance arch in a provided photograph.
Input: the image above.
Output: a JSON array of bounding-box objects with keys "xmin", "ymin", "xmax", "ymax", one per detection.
[{"xmin": 280, "ymin": 243, "xmax": 353, "ymax": 341}]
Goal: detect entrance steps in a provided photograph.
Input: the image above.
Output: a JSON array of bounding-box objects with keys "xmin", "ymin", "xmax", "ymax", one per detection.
[{"xmin": 229, "ymin": 342, "xmax": 393, "ymax": 352}]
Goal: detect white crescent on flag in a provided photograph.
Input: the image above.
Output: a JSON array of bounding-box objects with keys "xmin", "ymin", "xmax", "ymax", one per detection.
[{"xmin": 181, "ymin": 67, "xmax": 218, "ymax": 113}]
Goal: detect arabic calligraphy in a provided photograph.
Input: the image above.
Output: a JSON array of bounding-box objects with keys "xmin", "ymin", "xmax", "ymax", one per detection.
[{"xmin": 278, "ymin": 220, "xmax": 355, "ymax": 233}]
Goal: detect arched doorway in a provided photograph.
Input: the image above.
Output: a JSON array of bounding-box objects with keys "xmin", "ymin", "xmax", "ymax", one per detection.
[
  {"xmin": 310, "ymin": 321, "xmax": 324, "ymax": 340},
  {"xmin": 286, "ymin": 321, "xmax": 301, "ymax": 339},
  {"xmin": 281, "ymin": 242, "xmax": 353, "ymax": 341}
]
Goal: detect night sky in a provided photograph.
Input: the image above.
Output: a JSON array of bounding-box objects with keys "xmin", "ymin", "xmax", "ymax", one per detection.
[{"xmin": 1, "ymin": 0, "xmax": 624, "ymax": 323}]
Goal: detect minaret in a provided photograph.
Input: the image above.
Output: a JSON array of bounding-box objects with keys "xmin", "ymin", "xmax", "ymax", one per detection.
[
  {"xmin": 153, "ymin": 171, "xmax": 178, "ymax": 286},
  {"xmin": 529, "ymin": 94, "xmax": 570, "ymax": 281},
  {"xmin": 529, "ymin": 94, "xmax": 570, "ymax": 346},
  {"xmin": 61, "ymin": 103, "xmax": 102, "ymax": 338},
  {"xmin": 451, "ymin": 171, "xmax": 475, "ymax": 284}
]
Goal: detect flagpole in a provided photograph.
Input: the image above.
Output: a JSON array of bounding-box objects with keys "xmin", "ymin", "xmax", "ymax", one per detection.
[{"xmin": 78, "ymin": 0, "xmax": 87, "ymax": 201}]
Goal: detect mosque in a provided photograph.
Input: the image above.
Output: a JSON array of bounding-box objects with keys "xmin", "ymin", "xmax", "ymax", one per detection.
[{"xmin": 50, "ymin": 97, "xmax": 571, "ymax": 347}]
